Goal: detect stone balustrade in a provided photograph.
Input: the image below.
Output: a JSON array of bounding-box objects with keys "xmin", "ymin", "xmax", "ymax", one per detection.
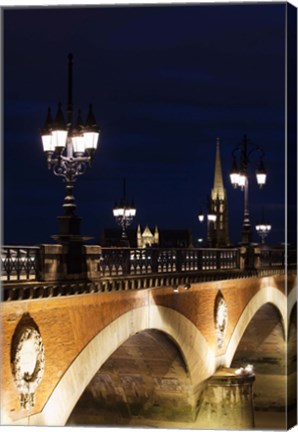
[{"xmin": 1, "ymin": 244, "xmax": 290, "ymax": 282}]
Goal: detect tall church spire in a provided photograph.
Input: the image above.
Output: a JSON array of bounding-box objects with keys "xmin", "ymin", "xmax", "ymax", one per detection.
[
  {"xmin": 208, "ymin": 138, "xmax": 230, "ymax": 247},
  {"xmin": 212, "ymin": 137, "xmax": 225, "ymax": 201}
]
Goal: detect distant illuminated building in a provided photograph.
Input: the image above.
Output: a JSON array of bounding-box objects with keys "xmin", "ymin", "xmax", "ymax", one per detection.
[
  {"xmin": 208, "ymin": 138, "xmax": 230, "ymax": 247},
  {"xmin": 102, "ymin": 227, "xmax": 192, "ymax": 248},
  {"xmin": 137, "ymin": 225, "xmax": 159, "ymax": 248}
]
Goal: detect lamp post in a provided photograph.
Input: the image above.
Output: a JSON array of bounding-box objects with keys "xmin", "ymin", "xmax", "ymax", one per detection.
[
  {"xmin": 198, "ymin": 197, "xmax": 217, "ymax": 247},
  {"xmin": 40, "ymin": 53, "xmax": 100, "ymax": 243},
  {"xmin": 255, "ymin": 212, "xmax": 271, "ymax": 244},
  {"xmin": 229, "ymin": 134, "xmax": 266, "ymax": 244},
  {"xmin": 113, "ymin": 179, "xmax": 136, "ymax": 246}
]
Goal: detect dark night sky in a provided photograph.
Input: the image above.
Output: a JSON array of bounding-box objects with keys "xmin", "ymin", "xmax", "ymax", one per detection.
[{"xmin": 2, "ymin": 2, "xmax": 294, "ymax": 246}]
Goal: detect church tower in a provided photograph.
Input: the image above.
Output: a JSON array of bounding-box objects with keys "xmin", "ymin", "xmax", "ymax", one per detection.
[
  {"xmin": 137, "ymin": 225, "xmax": 142, "ymax": 248},
  {"xmin": 208, "ymin": 138, "xmax": 230, "ymax": 247},
  {"xmin": 154, "ymin": 226, "xmax": 159, "ymax": 245}
]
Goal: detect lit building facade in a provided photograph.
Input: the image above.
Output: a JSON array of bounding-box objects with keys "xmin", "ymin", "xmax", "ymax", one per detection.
[{"xmin": 137, "ymin": 225, "xmax": 159, "ymax": 248}]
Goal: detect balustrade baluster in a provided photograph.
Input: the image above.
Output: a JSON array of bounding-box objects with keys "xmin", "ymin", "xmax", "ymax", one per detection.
[
  {"xmin": 25, "ymin": 249, "xmax": 31, "ymax": 279},
  {"xmin": 16, "ymin": 249, "xmax": 21, "ymax": 280},
  {"xmin": 6, "ymin": 249, "xmax": 12, "ymax": 281}
]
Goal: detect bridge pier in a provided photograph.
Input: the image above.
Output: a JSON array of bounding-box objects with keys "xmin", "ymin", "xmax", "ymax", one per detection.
[{"xmin": 197, "ymin": 368, "xmax": 255, "ymax": 429}]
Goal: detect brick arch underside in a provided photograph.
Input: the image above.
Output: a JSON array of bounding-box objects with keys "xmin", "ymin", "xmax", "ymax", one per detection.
[
  {"xmin": 225, "ymin": 287, "xmax": 292, "ymax": 425},
  {"xmin": 67, "ymin": 329, "xmax": 197, "ymax": 426},
  {"xmin": 224, "ymin": 286, "xmax": 287, "ymax": 367},
  {"xmin": 29, "ymin": 305, "xmax": 216, "ymax": 426}
]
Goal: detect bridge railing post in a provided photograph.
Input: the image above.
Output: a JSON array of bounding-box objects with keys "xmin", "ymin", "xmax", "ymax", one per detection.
[
  {"xmin": 38, "ymin": 244, "xmax": 64, "ymax": 281},
  {"xmin": 123, "ymin": 248, "xmax": 131, "ymax": 275},
  {"xmin": 83, "ymin": 245, "xmax": 101, "ymax": 279},
  {"xmin": 253, "ymin": 246, "xmax": 261, "ymax": 269},
  {"xmin": 38, "ymin": 243, "xmax": 102, "ymax": 281},
  {"xmin": 236, "ymin": 248, "xmax": 241, "ymax": 269},
  {"xmin": 240, "ymin": 245, "xmax": 261, "ymax": 271},
  {"xmin": 197, "ymin": 249, "xmax": 203, "ymax": 270},
  {"xmin": 150, "ymin": 248, "xmax": 159, "ymax": 273},
  {"xmin": 239, "ymin": 247, "xmax": 247, "ymax": 270}
]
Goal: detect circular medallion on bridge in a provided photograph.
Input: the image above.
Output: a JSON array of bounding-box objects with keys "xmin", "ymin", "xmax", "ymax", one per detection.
[
  {"xmin": 215, "ymin": 293, "xmax": 228, "ymax": 349},
  {"xmin": 11, "ymin": 325, "xmax": 45, "ymax": 410}
]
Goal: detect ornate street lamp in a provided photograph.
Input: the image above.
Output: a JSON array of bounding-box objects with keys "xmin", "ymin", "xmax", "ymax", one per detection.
[
  {"xmin": 198, "ymin": 198, "xmax": 217, "ymax": 224},
  {"xmin": 255, "ymin": 212, "xmax": 271, "ymax": 244},
  {"xmin": 113, "ymin": 179, "xmax": 136, "ymax": 246},
  {"xmin": 40, "ymin": 53, "xmax": 100, "ymax": 243},
  {"xmin": 198, "ymin": 208, "xmax": 217, "ymax": 224},
  {"xmin": 198, "ymin": 198, "xmax": 217, "ymax": 246},
  {"xmin": 229, "ymin": 134, "xmax": 266, "ymax": 244}
]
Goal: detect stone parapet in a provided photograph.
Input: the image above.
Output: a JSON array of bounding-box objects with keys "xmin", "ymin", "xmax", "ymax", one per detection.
[
  {"xmin": 39, "ymin": 244, "xmax": 64, "ymax": 281},
  {"xmin": 83, "ymin": 245, "xmax": 101, "ymax": 280},
  {"xmin": 39, "ymin": 244, "xmax": 102, "ymax": 282}
]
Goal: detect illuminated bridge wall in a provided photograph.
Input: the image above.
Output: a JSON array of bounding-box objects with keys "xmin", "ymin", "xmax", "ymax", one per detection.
[{"xmin": 1, "ymin": 271, "xmax": 296, "ymax": 428}]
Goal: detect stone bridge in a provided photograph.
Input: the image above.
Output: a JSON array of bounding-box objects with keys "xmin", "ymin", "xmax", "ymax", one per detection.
[{"xmin": 1, "ymin": 245, "xmax": 297, "ymax": 429}]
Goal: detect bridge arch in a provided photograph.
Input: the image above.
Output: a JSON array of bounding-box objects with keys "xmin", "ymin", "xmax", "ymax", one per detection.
[
  {"xmin": 224, "ymin": 286, "xmax": 287, "ymax": 367},
  {"xmin": 28, "ymin": 304, "xmax": 215, "ymax": 426},
  {"xmin": 287, "ymin": 286, "xmax": 297, "ymax": 333}
]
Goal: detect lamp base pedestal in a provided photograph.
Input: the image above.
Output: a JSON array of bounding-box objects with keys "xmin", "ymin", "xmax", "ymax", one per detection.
[
  {"xmin": 55, "ymin": 214, "xmax": 82, "ymax": 237},
  {"xmin": 51, "ymin": 215, "xmax": 93, "ymax": 276},
  {"xmin": 241, "ymin": 225, "xmax": 252, "ymax": 245}
]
